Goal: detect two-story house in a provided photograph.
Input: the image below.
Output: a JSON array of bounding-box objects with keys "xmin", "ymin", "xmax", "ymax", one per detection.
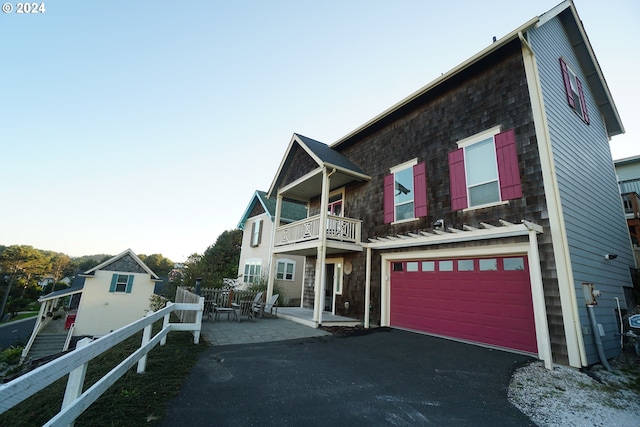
[
  {"xmin": 264, "ymin": 0, "xmax": 635, "ymax": 369},
  {"xmin": 237, "ymin": 190, "xmax": 307, "ymax": 305},
  {"xmin": 615, "ymin": 154, "xmax": 640, "ymax": 265}
]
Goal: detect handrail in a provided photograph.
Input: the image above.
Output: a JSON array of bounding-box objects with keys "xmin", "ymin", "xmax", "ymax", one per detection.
[
  {"xmin": 274, "ymin": 214, "xmax": 362, "ymax": 246},
  {"xmin": 0, "ymin": 298, "xmax": 204, "ymax": 426},
  {"xmin": 63, "ymin": 323, "xmax": 75, "ymax": 352}
]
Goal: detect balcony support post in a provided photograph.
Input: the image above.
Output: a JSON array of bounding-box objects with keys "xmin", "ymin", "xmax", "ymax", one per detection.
[
  {"xmin": 267, "ymin": 194, "xmax": 284, "ymax": 301},
  {"xmin": 314, "ymin": 168, "xmax": 333, "ymax": 325}
]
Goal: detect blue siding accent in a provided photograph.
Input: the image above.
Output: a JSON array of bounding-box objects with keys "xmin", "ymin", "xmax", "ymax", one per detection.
[{"xmin": 529, "ymin": 17, "xmax": 634, "ymax": 365}]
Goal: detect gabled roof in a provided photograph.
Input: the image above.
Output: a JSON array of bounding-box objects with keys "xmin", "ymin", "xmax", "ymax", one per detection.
[
  {"xmin": 80, "ymin": 248, "xmax": 160, "ymax": 280},
  {"xmin": 332, "ymin": 0, "xmax": 623, "ymax": 148},
  {"xmin": 237, "ymin": 190, "xmax": 307, "ymax": 229},
  {"xmin": 267, "ymin": 133, "xmax": 371, "ymax": 199}
]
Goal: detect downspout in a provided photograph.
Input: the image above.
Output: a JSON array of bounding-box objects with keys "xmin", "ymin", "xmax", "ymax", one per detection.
[{"xmin": 587, "ymin": 304, "xmax": 612, "ymax": 371}]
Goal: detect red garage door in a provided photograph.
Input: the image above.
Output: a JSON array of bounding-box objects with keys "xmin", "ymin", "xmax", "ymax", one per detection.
[{"xmin": 390, "ymin": 256, "xmax": 537, "ymax": 354}]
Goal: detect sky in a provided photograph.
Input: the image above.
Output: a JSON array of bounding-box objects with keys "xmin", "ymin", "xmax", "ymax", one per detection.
[{"xmin": 1, "ymin": 0, "xmax": 638, "ymax": 262}]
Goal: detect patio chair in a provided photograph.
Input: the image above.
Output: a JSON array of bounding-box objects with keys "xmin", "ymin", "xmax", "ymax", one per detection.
[{"xmin": 253, "ymin": 294, "xmax": 279, "ymax": 318}]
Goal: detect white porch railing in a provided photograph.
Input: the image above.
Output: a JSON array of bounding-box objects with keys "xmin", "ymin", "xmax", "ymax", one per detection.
[
  {"xmin": 274, "ymin": 214, "xmax": 362, "ymax": 247},
  {"xmin": 0, "ymin": 296, "xmax": 204, "ymax": 426}
]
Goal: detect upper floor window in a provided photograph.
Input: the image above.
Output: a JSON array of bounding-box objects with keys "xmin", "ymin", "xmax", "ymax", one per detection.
[
  {"xmin": 449, "ymin": 127, "xmax": 522, "ymax": 210},
  {"xmin": 560, "ymin": 58, "xmax": 589, "ymax": 124},
  {"xmin": 109, "ymin": 273, "xmax": 133, "ymax": 293},
  {"xmin": 251, "ymin": 219, "xmax": 262, "ymax": 247},
  {"xmin": 276, "ymin": 259, "xmax": 295, "ymax": 281},
  {"xmin": 384, "ymin": 159, "xmax": 427, "ymax": 223}
]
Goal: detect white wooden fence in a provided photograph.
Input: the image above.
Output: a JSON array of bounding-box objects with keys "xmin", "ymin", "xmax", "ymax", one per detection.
[{"xmin": 0, "ymin": 297, "xmax": 204, "ymax": 426}]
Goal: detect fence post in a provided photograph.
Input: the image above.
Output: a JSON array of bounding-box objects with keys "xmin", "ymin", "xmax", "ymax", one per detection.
[
  {"xmin": 161, "ymin": 302, "xmax": 172, "ymax": 346},
  {"xmin": 193, "ymin": 296, "xmax": 204, "ymax": 344},
  {"xmin": 61, "ymin": 337, "xmax": 92, "ymax": 425},
  {"xmin": 137, "ymin": 313, "xmax": 153, "ymax": 374}
]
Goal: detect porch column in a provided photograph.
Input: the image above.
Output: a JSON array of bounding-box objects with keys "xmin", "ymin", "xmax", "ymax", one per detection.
[
  {"xmin": 364, "ymin": 246, "xmax": 371, "ymax": 329},
  {"xmin": 267, "ymin": 194, "xmax": 284, "ymax": 300},
  {"xmin": 314, "ymin": 167, "xmax": 331, "ymax": 325},
  {"xmin": 526, "ymin": 224, "xmax": 553, "ymax": 370}
]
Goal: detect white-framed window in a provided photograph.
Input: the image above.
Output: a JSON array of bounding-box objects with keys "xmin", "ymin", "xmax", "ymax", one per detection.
[
  {"xmin": 243, "ymin": 259, "xmax": 262, "ymax": 284},
  {"xmin": 109, "ymin": 273, "xmax": 133, "ymax": 293},
  {"xmin": 463, "ymin": 133, "xmax": 501, "ymax": 207},
  {"xmin": 449, "ymin": 127, "xmax": 522, "ymax": 210},
  {"xmin": 276, "ymin": 259, "xmax": 295, "ymax": 281},
  {"xmin": 250, "ymin": 219, "xmax": 262, "ymax": 247},
  {"xmin": 390, "ymin": 159, "xmax": 417, "ymax": 222}
]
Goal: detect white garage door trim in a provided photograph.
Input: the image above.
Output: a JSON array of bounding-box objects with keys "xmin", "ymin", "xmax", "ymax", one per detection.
[{"xmin": 380, "ymin": 240, "xmax": 552, "ymax": 368}]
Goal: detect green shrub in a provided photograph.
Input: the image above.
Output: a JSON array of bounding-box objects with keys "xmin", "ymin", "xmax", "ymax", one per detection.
[{"xmin": 0, "ymin": 346, "xmax": 23, "ymax": 366}]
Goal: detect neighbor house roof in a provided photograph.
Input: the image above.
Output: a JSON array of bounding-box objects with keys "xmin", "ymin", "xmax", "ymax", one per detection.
[
  {"xmin": 237, "ymin": 190, "xmax": 307, "ymax": 229},
  {"xmin": 38, "ymin": 283, "xmax": 85, "ymax": 302},
  {"xmin": 80, "ymin": 248, "xmax": 160, "ymax": 280},
  {"xmin": 331, "ymin": 0, "xmax": 623, "ymax": 149}
]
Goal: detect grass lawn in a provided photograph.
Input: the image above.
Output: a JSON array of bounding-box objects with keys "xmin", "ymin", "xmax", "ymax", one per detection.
[
  {"xmin": 0, "ymin": 311, "xmax": 39, "ymax": 324},
  {"xmin": 0, "ymin": 319, "xmax": 207, "ymax": 426}
]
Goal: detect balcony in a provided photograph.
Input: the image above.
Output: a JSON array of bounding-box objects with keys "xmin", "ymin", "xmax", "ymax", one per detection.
[
  {"xmin": 622, "ymin": 192, "xmax": 640, "ymax": 219},
  {"xmin": 273, "ymin": 214, "xmax": 363, "ymax": 255}
]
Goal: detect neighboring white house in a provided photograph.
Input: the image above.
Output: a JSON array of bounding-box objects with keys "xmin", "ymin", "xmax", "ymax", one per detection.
[
  {"xmin": 237, "ymin": 190, "xmax": 307, "ymax": 306},
  {"xmin": 73, "ymin": 249, "xmax": 161, "ymax": 336},
  {"xmin": 34, "ymin": 249, "xmax": 160, "ymax": 338}
]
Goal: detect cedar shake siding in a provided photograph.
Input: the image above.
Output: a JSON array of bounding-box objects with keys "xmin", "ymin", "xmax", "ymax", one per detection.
[
  {"xmin": 270, "ymin": 3, "xmax": 631, "ymax": 367},
  {"xmin": 302, "ymin": 41, "xmax": 569, "ymax": 363}
]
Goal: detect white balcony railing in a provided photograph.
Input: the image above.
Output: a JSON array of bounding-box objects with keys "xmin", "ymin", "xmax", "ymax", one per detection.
[{"xmin": 274, "ymin": 214, "xmax": 362, "ymax": 247}]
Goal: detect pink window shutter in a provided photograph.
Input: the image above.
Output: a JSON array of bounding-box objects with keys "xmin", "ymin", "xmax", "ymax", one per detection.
[
  {"xmin": 383, "ymin": 174, "xmax": 395, "ymax": 223},
  {"xmin": 559, "ymin": 58, "xmax": 575, "ymax": 108},
  {"xmin": 575, "ymin": 77, "xmax": 589, "ymax": 124},
  {"xmin": 413, "ymin": 162, "xmax": 428, "ymax": 218},
  {"xmin": 448, "ymin": 149, "xmax": 468, "ymax": 210},
  {"xmin": 495, "ymin": 129, "xmax": 522, "ymax": 201}
]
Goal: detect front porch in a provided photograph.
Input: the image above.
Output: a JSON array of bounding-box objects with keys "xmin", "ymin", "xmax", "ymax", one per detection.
[{"xmin": 278, "ymin": 307, "xmax": 361, "ymax": 328}]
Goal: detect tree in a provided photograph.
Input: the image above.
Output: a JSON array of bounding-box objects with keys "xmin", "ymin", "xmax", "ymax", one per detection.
[
  {"xmin": 0, "ymin": 245, "xmax": 49, "ymax": 319},
  {"xmin": 181, "ymin": 229, "xmax": 242, "ymax": 289},
  {"xmin": 138, "ymin": 253, "xmax": 174, "ymax": 277}
]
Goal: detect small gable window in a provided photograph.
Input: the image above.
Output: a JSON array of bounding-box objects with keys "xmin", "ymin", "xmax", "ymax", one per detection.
[
  {"xmin": 110, "ymin": 274, "xmax": 134, "ymax": 293},
  {"xmin": 560, "ymin": 58, "xmax": 589, "ymax": 124},
  {"xmin": 448, "ymin": 127, "xmax": 522, "ymax": 210},
  {"xmin": 384, "ymin": 160, "xmax": 427, "ymax": 224}
]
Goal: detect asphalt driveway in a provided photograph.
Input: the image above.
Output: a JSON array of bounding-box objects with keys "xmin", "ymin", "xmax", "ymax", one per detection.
[{"xmin": 161, "ymin": 328, "xmax": 535, "ymax": 426}]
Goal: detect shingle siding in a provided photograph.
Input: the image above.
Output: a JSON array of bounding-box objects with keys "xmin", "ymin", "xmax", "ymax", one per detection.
[
  {"xmin": 529, "ymin": 16, "xmax": 634, "ymax": 365},
  {"xmin": 304, "ymin": 42, "xmax": 569, "ymax": 363}
]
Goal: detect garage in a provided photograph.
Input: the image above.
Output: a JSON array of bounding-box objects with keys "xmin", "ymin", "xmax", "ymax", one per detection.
[{"xmin": 389, "ymin": 256, "xmax": 537, "ymax": 354}]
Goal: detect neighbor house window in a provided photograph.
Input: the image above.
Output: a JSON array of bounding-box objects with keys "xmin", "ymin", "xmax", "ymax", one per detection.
[
  {"xmin": 276, "ymin": 259, "xmax": 295, "ymax": 281},
  {"xmin": 384, "ymin": 159, "xmax": 427, "ymax": 223},
  {"xmin": 109, "ymin": 274, "xmax": 133, "ymax": 293},
  {"xmin": 243, "ymin": 259, "xmax": 262, "ymax": 284},
  {"xmin": 560, "ymin": 58, "xmax": 589, "ymax": 124},
  {"xmin": 448, "ymin": 127, "xmax": 522, "ymax": 210},
  {"xmin": 251, "ymin": 219, "xmax": 262, "ymax": 247}
]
